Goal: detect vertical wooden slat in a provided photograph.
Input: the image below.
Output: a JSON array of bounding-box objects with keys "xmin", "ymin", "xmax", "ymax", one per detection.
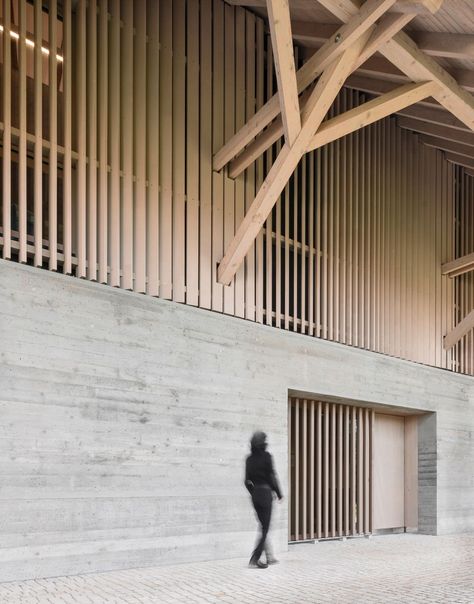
[
  {"xmin": 308, "ymin": 153, "xmax": 315, "ymax": 336},
  {"xmin": 159, "ymin": 0, "xmax": 173, "ymax": 299},
  {"xmin": 254, "ymin": 18, "xmax": 264, "ymax": 324},
  {"xmin": 351, "ymin": 405, "xmax": 356, "ymax": 535},
  {"xmin": 284, "ymin": 180, "xmax": 290, "ymax": 330},
  {"xmin": 134, "ymin": 0, "xmax": 147, "ymax": 293},
  {"xmin": 288, "ymin": 400, "xmax": 292, "ymax": 541},
  {"xmin": 49, "ymin": 0, "xmax": 58, "ymax": 271},
  {"xmin": 76, "ymin": 0, "xmax": 87, "ymax": 278},
  {"xmin": 340, "ymin": 96, "xmax": 346, "ymax": 345},
  {"xmin": 370, "ymin": 409, "xmax": 375, "ymax": 533},
  {"xmin": 234, "ymin": 7, "xmax": 245, "ymax": 318},
  {"xmin": 331, "ymin": 403, "xmax": 336, "ymax": 537},
  {"xmin": 293, "ymin": 143, "xmax": 298, "ymax": 332},
  {"xmin": 18, "ymin": 0, "xmax": 27, "ymax": 263},
  {"xmin": 316, "ymin": 149, "xmax": 322, "ymax": 338},
  {"xmin": 265, "ymin": 40, "xmax": 273, "ymax": 327},
  {"xmin": 337, "ymin": 403, "xmax": 343, "ymax": 536},
  {"xmin": 344, "ymin": 405, "xmax": 350, "ymax": 535},
  {"xmin": 33, "ymin": 0, "xmax": 42, "ymax": 266},
  {"xmin": 86, "ymin": 0, "xmax": 97, "ymax": 280},
  {"xmin": 302, "ymin": 399, "xmax": 307, "ymax": 540},
  {"xmin": 323, "ymin": 402, "xmax": 329, "ymax": 538},
  {"xmin": 186, "ymin": 0, "xmax": 200, "ymax": 306},
  {"xmin": 212, "ymin": 0, "xmax": 224, "ymax": 312},
  {"xmin": 359, "ymin": 118, "xmax": 365, "ymax": 349},
  {"xmin": 223, "ymin": 3, "xmax": 235, "ymax": 315},
  {"xmin": 199, "ymin": 0, "xmax": 212, "ymax": 309},
  {"xmin": 327, "ymin": 116, "xmax": 334, "ymax": 342},
  {"xmin": 333, "ymin": 97, "xmax": 340, "ymax": 343},
  {"xmin": 317, "ymin": 401, "xmax": 322, "ymax": 539},
  {"xmin": 2, "ymin": 0, "xmax": 12, "ymax": 259},
  {"xmin": 294, "ymin": 399, "xmax": 300, "ymax": 541},
  {"xmin": 98, "ymin": 0, "xmax": 108, "ymax": 283},
  {"xmin": 347, "ymin": 92, "xmax": 354, "ymax": 346},
  {"xmin": 32, "ymin": 0, "xmax": 43, "ymax": 266},
  {"xmin": 353, "ymin": 111, "xmax": 360, "ymax": 348},
  {"xmin": 310, "ymin": 400, "xmax": 315, "ymax": 539},
  {"xmin": 121, "ymin": 0, "xmax": 134, "ymax": 290},
  {"xmin": 63, "ymin": 0, "xmax": 72, "ymax": 274},
  {"xmin": 275, "ymin": 170, "xmax": 282, "ymax": 328},
  {"xmin": 244, "ymin": 11, "xmax": 256, "ymax": 322},
  {"xmin": 322, "ymin": 146, "xmax": 328, "ymax": 340},
  {"xmin": 364, "ymin": 408, "xmax": 370, "ymax": 534},
  {"xmin": 301, "ymin": 156, "xmax": 306, "ymax": 334},
  {"xmin": 109, "ymin": 0, "xmax": 121, "ymax": 287},
  {"xmin": 358, "ymin": 407, "xmax": 364, "ymax": 533}
]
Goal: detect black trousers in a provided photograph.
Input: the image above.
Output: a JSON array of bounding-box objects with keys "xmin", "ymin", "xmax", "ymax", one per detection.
[{"xmin": 250, "ymin": 486, "xmax": 273, "ymax": 563}]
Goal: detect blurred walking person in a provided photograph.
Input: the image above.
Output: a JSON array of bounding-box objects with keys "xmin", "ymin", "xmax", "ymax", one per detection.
[{"xmin": 244, "ymin": 431, "xmax": 283, "ymax": 569}]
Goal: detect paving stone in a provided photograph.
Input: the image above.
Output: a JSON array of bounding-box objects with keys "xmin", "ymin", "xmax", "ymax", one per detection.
[{"xmin": 0, "ymin": 534, "xmax": 473, "ymax": 603}]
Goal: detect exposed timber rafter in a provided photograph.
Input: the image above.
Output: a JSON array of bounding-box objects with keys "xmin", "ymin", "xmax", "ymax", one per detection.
[
  {"xmin": 392, "ymin": 0, "xmax": 443, "ymax": 13},
  {"xmin": 419, "ymin": 134, "xmax": 474, "ymax": 159},
  {"xmin": 396, "ymin": 118, "xmax": 474, "ymax": 148},
  {"xmin": 344, "ymin": 75, "xmax": 472, "ymax": 131},
  {"xmin": 444, "ymin": 310, "xmax": 474, "ymax": 350},
  {"xmin": 266, "ymin": 0, "xmax": 300, "ymax": 146},
  {"xmin": 292, "ymin": 22, "xmax": 474, "ymax": 61},
  {"xmin": 316, "ymin": 0, "xmax": 474, "ymax": 131},
  {"xmin": 307, "ymin": 81, "xmax": 440, "ymax": 151},
  {"xmin": 442, "ymin": 253, "xmax": 474, "ymax": 278},
  {"xmin": 213, "ymin": 0, "xmax": 402, "ymax": 172},
  {"xmin": 217, "ymin": 35, "xmax": 370, "ymax": 285},
  {"xmin": 227, "ymin": 11, "xmax": 416, "ymax": 177},
  {"xmin": 444, "ymin": 152, "xmax": 474, "ymax": 171}
]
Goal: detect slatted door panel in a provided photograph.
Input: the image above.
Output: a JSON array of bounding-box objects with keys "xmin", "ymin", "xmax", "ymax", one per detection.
[{"xmin": 289, "ymin": 397, "xmax": 373, "ymax": 542}]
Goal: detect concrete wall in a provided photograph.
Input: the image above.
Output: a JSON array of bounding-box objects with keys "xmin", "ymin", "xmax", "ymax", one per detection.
[{"xmin": 0, "ymin": 260, "xmax": 473, "ymax": 582}]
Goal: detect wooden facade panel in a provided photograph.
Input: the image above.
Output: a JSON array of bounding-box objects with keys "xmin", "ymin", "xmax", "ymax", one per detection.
[
  {"xmin": 0, "ymin": 0, "xmax": 472, "ymax": 376},
  {"xmin": 289, "ymin": 398, "xmax": 373, "ymax": 541}
]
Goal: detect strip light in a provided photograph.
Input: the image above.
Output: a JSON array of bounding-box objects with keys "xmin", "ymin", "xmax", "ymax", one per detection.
[{"xmin": 0, "ymin": 24, "xmax": 63, "ymax": 62}]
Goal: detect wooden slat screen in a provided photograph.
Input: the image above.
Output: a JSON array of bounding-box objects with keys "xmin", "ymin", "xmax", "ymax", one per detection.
[
  {"xmin": 289, "ymin": 397, "xmax": 374, "ymax": 542},
  {"xmin": 0, "ymin": 0, "xmax": 472, "ymax": 376}
]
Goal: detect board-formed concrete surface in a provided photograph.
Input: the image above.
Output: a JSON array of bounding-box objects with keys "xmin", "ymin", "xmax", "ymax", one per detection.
[
  {"xmin": 1, "ymin": 260, "xmax": 474, "ymax": 581},
  {"xmin": 0, "ymin": 534, "xmax": 473, "ymax": 603}
]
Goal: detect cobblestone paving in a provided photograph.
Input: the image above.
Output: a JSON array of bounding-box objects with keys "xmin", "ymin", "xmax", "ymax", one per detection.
[{"xmin": 0, "ymin": 534, "xmax": 473, "ymax": 604}]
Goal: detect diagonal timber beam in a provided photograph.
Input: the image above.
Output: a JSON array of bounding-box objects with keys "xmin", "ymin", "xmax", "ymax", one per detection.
[
  {"xmin": 266, "ymin": 0, "xmax": 300, "ymax": 146},
  {"xmin": 443, "ymin": 309, "xmax": 474, "ymax": 350},
  {"xmin": 442, "ymin": 253, "xmax": 474, "ymax": 278},
  {"xmin": 213, "ymin": 0, "xmax": 400, "ymax": 172},
  {"xmin": 217, "ymin": 37, "xmax": 368, "ymax": 285},
  {"xmin": 228, "ymin": 12, "xmax": 415, "ymax": 178},
  {"xmin": 316, "ymin": 0, "xmax": 474, "ymax": 132},
  {"xmin": 307, "ymin": 81, "xmax": 439, "ymax": 151}
]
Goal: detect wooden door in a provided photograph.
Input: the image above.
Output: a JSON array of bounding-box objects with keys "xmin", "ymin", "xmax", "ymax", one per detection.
[{"xmin": 373, "ymin": 413, "xmax": 405, "ymax": 530}]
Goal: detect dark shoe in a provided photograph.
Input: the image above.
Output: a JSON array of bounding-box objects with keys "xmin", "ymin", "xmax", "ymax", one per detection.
[
  {"xmin": 266, "ymin": 557, "xmax": 279, "ymax": 565},
  {"xmin": 248, "ymin": 560, "xmax": 268, "ymax": 569}
]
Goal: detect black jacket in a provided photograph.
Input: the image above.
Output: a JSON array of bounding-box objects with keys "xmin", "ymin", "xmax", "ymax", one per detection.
[{"xmin": 244, "ymin": 450, "xmax": 283, "ymax": 500}]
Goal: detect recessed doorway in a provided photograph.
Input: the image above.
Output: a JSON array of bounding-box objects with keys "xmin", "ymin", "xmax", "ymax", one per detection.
[{"xmin": 288, "ymin": 397, "xmax": 419, "ymax": 543}]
